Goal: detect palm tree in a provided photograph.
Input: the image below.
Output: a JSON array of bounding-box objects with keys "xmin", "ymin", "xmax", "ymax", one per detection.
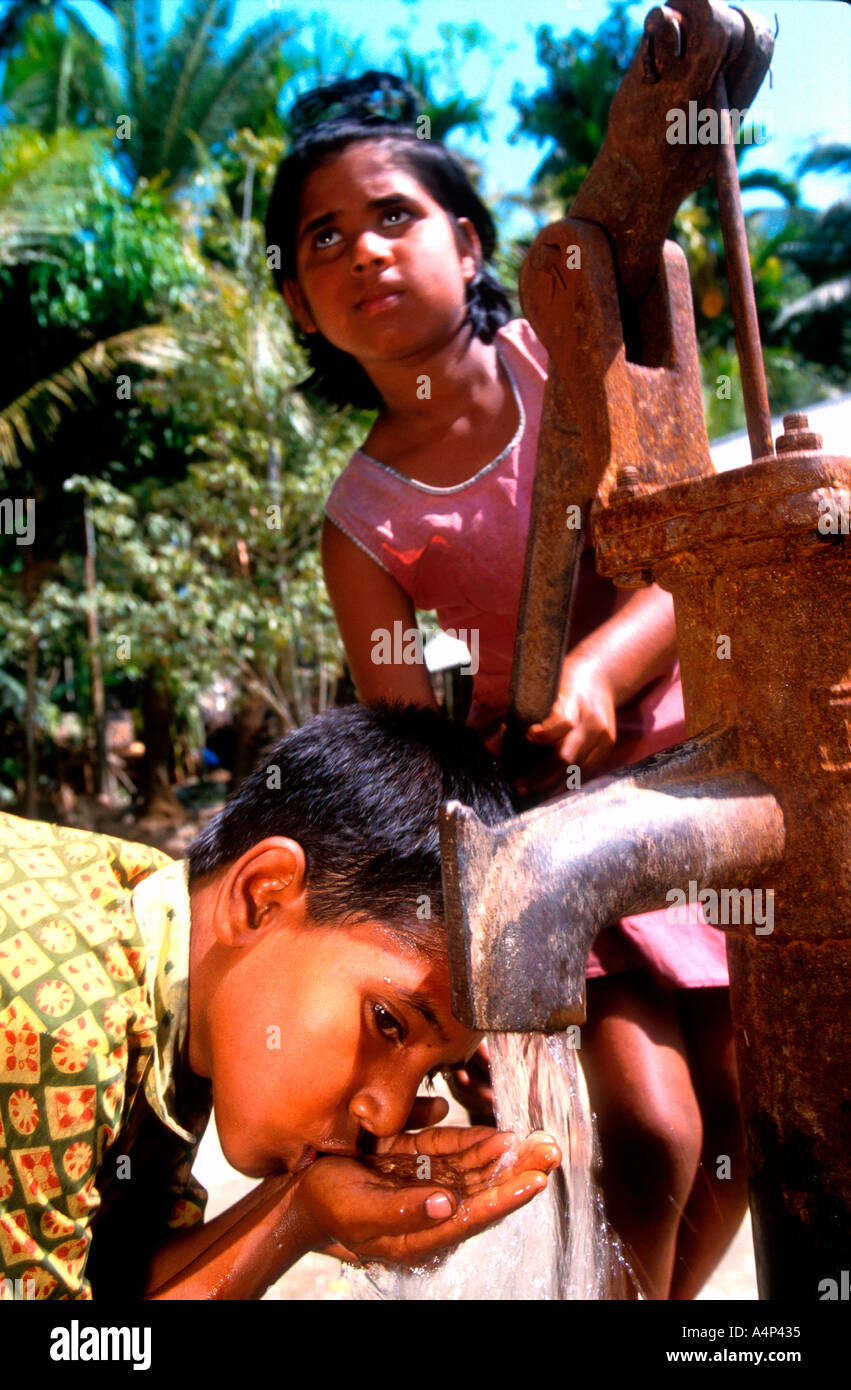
[
  {"xmin": 510, "ymin": 4, "xmax": 639, "ymax": 205},
  {"xmin": 1, "ymin": 6, "xmax": 121, "ymax": 127},
  {"xmin": 106, "ymin": 0, "xmax": 305, "ymax": 190},
  {"xmin": 0, "ymin": 0, "xmax": 51, "ymax": 56},
  {"xmin": 3, "ymin": 1, "xmax": 308, "ymax": 189}
]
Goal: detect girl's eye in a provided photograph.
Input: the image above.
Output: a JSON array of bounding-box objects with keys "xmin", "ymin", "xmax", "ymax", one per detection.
[
  {"xmin": 373, "ymin": 1003, "xmax": 405, "ymax": 1042},
  {"xmin": 313, "ymin": 227, "xmax": 342, "ymax": 250},
  {"xmin": 381, "ymin": 207, "xmax": 411, "ymax": 228}
]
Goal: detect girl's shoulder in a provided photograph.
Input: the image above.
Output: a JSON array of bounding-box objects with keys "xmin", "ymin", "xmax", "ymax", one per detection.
[{"xmin": 495, "ymin": 317, "xmax": 550, "ymax": 379}]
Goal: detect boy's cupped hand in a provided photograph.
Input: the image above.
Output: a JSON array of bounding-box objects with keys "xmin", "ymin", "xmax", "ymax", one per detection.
[{"xmin": 292, "ymin": 1125, "xmax": 560, "ymax": 1267}]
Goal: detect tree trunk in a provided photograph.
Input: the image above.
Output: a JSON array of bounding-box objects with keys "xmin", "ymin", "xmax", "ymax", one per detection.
[
  {"xmin": 139, "ymin": 665, "xmax": 182, "ymax": 822},
  {"xmin": 23, "ymin": 543, "xmax": 38, "ymax": 818},
  {"xmin": 231, "ymin": 692, "xmax": 269, "ymax": 789},
  {"xmin": 83, "ymin": 505, "xmax": 109, "ymax": 800}
]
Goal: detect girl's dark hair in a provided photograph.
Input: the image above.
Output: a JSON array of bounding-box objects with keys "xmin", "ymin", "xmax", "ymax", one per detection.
[
  {"xmin": 265, "ymin": 71, "xmax": 513, "ymax": 409},
  {"xmin": 188, "ymin": 702, "xmax": 512, "ymax": 962}
]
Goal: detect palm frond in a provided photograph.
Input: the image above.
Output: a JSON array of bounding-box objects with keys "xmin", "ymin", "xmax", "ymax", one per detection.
[
  {"xmin": 157, "ymin": 0, "xmax": 228, "ymax": 177},
  {"xmin": 773, "ymin": 275, "xmax": 851, "ymax": 332},
  {"xmin": 0, "ymin": 324, "xmax": 185, "ymax": 471},
  {"xmin": 193, "ymin": 19, "xmax": 296, "ymax": 146},
  {"xmin": 797, "ymin": 144, "xmax": 851, "ymax": 178},
  {"xmin": 738, "ymin": 168, "xmax": 799, "ymax": 206}
]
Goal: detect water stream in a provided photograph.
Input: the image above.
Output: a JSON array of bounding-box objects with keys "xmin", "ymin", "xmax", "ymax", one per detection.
[{"xmin": 350, "ymin": 1032, "xmax": 637, "ymax": 1300}]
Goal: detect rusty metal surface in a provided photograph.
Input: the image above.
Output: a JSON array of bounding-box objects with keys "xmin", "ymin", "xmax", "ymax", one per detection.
[
  {"xmin": 571, "ymin": 0, "xmax": 772, "ymax": 303},
  {"xmin": 441, "ymin": 732, "xmax": 784, "ymax": 1032},
  {"xmin": 594, "ymin": 448, "xmax": 851, "ymax": 579},
  {"xmin": 512, "ymin": 231, "xmax": 713, "ymax": 724},
  {"xmin": 445, "ymin": 0, "xmax": 850, "ymax": 1300},
  {"xmin": 712, "ymin": 71, "xmax": 774, "ymax": 460},
  {"xmin": 510, "ymin": 0, "xmax": 773, "ymax": 727}
]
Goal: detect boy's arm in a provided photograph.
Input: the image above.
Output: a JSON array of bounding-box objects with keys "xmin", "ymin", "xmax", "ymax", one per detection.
[
  {"xmin": 144, "ymin": 1176, "xmax": 312, "ymax": 1300},
  {"xmin": 145, "ymin": 1128, "xmax": 560, "ymax": 1299}
]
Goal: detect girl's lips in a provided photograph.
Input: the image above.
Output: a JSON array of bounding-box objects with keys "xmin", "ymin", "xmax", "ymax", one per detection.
[{"xmin": 357, "ymin": 289, "xmax": 403, "ymax": 313}]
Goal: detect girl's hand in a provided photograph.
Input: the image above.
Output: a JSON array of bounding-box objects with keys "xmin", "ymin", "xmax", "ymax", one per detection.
[
  {"xmin": 523, "ymin": 655, "xmax": 617, "ymax": 785},
  {"xmin": 291, "ymin": 1126, "xmax": 560, "ymax": 1267}
]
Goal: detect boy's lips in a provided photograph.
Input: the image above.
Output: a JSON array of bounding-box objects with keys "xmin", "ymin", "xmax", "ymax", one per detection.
[
  {"xmin": 290, "ymin": 1139, "xmax": 361, "ymax": 1170},
  {"xmin": 291, "ymin": 1147, "xmax": 317, "ymax": 1171}
]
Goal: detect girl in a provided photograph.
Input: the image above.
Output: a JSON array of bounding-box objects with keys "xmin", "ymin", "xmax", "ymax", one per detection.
[{"xmin": 265, "ymin": 72, "xmax": 748, "ymax": 1300}]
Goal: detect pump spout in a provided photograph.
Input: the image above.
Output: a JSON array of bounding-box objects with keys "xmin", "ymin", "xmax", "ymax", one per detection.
[{"xmin": 441, "ymin": 731, "xmax": 785, "ymax": 1033}]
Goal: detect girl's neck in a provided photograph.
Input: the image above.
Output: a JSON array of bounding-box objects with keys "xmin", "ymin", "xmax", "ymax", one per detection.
[
  {"xmin": 362, "ymin": 325, "xmax": 515, "ymax": 484},
  {"xmin": 364, "ymin": 322, "xmax": 497, "ymax": 436}
]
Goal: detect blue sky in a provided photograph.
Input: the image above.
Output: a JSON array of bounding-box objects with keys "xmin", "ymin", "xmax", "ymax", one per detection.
[{"xmin": 43, "ymin": 0, "xmax": 851, "ymax": 230}]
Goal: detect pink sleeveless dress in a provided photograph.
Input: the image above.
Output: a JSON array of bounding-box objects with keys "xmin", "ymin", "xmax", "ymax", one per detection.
[{"xmin": 326, "ymin": 318, "xmax": 728, "ymax": 989}]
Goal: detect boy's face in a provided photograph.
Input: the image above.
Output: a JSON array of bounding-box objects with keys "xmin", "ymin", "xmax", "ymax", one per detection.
[{"xmin": 203, "ymin": 910, "xmax": 478, "ymax": 1179}]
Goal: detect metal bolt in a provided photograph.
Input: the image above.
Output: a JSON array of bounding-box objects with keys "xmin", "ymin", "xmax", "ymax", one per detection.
[
  {"xmin": 613, "ymin": 570, "xmax": 653, "ymax": 588},
  {"xmin": 776, "ymin": 413, "xmax": 823, "ymax": 454},
  {"xmin": 612, "ymin": 465, "xmax": 641, "ymax": 503}
]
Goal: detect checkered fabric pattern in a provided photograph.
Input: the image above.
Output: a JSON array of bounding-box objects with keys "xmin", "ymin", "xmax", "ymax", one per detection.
[{"xmin": 0, "ymin": 813, "xmax": 211, "ymax": 1299}]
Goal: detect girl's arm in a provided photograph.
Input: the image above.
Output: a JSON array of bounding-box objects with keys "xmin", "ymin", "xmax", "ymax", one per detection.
[
  {"xmin": 572, "ymin": 583, "xmax": 678, "ymax": 705},
  {"xmin": 527, "ymin": 584, "xmax": 677, "ymax": 772},
  {"xmin": 322, "ymin": 517, "xmax": 438, "ymax": 709}
]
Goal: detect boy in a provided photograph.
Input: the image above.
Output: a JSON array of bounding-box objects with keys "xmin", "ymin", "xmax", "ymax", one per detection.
[{"xmin": 0, "ymin": 703, "xmax": 558, "ymax": 1300}]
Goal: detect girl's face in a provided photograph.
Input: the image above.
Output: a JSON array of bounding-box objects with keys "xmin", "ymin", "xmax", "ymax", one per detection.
[{"xmin": 283, "ymin": 141, "xmax": 481, "ymax": 368}]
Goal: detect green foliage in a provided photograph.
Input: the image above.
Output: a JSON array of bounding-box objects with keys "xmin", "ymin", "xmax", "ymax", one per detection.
[
  {"xmin": 509, "ymin": 0, "xmax": 850, "ymax": 408},
  {"xmin": 55, "ymin": 135, "xmax": 367, "ymax": 735},
  {"xmin": 24, "ymin": 181, "xmax": 196, "ymax": 332},
  {"xmin": 391, "ymin": 22, "xmax": 497, "ymax": 144},
  {"xmin": 510, "ymin": 3, "xmax": 640, "ymax": 204},
  {"xmin": 107, "ymin": 0, "xmax": 307, "ymax": 189},
  {"xmin": 0, "ymin": 125, "xmax": 111, "ymax": 265},
  {"xmin": 1, "ymin": 7, "xmax": 122, "ymax": 129},
  {"xmin": 0, "ymin": 127, "xmax": 197, "ymax": 470}
]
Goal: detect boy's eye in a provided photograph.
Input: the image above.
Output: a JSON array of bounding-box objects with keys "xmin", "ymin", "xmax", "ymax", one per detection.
[{"xmin": 373, "ymin": 1002, "xmax": 405, "ymax": 1042}]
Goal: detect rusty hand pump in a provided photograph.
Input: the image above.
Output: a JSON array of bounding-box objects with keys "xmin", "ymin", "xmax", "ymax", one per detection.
[{"xmin": 440, "ymin": 0, "xmax": 851, "ymax": 1300}]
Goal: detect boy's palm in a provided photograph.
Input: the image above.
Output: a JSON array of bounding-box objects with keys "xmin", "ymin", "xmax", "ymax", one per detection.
[{"xmin": 295, "ymin": 1126, "xmax": 559, "ymax": 1266}]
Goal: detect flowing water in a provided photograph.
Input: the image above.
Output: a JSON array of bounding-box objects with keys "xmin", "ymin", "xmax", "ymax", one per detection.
[{"xmin": 350, "ymin": 1032, "xmax": 637, "ymax": 1300}]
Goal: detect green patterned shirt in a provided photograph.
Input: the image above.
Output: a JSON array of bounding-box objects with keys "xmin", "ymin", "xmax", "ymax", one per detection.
[{"xmin": 0, "ymin": 812, "xmax": 212, "ymax": 1300}]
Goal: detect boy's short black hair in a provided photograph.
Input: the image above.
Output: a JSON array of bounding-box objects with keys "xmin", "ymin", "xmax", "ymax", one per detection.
[
  {"xmin": 265, "ymin": 71, "xmax": 513, "ymax": 409},
  {"xmin": 188, "ymin": 703, "xmax": 511, "ymax": 958}
]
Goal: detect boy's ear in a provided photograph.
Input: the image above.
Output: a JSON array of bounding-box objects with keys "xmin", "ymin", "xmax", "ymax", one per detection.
[
  {"xmin": 213, "ymin": 838, "xmax": 308, "ymax": 947},
  {"xmin": 281, "ymin": 279, "xmax": 318, "ymax": 334}
]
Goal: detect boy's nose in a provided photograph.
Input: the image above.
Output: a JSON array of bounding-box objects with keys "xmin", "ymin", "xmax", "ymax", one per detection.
[{"xmin": 349, "ymin": 1080, "xmax": 415, "ymax": 1139}]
